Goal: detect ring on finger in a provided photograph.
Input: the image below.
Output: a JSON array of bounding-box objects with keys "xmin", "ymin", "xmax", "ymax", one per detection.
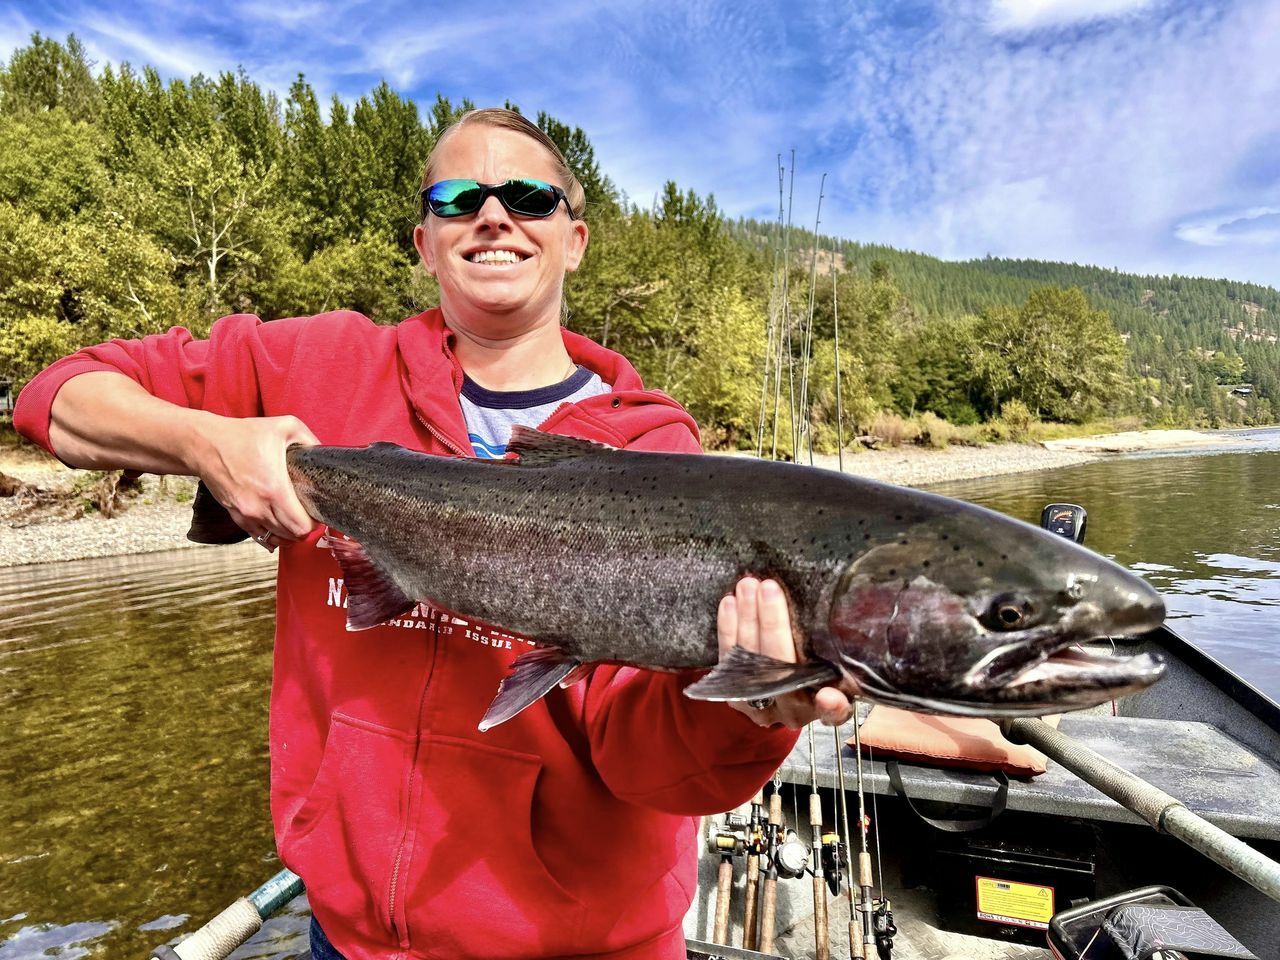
[{"xmin": 255, "ymin": 531, "xmax": 272, "ymax": 544}]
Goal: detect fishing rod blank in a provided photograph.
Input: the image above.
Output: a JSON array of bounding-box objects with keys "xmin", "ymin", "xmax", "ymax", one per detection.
[
  {"xmin": 808, "ymin": 723, "xmax": 830, "ymax": 960},
  {"xmin": 759, "ymin": 785, "xmax": 785, "ymax": 954}
]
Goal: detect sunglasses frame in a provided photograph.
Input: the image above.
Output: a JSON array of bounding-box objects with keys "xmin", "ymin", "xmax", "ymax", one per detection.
[{"xmin": 420, "ymin": 178, "xmax": 576, "ymax": 221}]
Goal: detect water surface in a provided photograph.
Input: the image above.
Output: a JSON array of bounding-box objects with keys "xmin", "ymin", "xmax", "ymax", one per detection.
[
  {"xmin": 5, "ymin": 440, "xmax": 1280, "ymax": 957},
  {"xmin": 0, "ymin": 546, "xmax": 300, "ymax": 958}
]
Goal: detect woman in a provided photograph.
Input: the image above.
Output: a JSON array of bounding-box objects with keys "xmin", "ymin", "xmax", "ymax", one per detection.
[{"xmin": 15, "ymin": 109, "xmax": 851, "ymax": 959}]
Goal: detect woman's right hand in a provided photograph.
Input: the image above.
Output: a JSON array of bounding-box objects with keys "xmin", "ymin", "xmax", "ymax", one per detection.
[{"xmin": 189, "ymin": 414, "xmax": 321, "ymax": 549}]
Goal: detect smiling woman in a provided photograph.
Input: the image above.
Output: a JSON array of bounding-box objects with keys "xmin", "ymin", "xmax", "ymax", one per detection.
[{"xmin": 11, "ymin": 107, "xmax": 852, "ymax": 960}]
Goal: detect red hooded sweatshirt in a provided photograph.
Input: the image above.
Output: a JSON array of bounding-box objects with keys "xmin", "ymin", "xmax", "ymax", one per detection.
[{"xmin": 15, "ymin": 308, "xmax": 799, "ymax": 960}]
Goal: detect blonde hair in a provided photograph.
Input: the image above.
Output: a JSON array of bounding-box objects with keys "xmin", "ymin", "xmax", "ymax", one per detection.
[{"xmin": 419, "ymin": 108, "xmax": 587, "ymax": 220}]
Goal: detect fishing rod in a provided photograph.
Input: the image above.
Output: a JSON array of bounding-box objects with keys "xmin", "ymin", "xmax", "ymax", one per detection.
[
  {"xmin": 758, "ymin": 155, "xmax": 786, "ymax": 459},
  {"xmin": 758, "ymin": 778, "xmax": 785, "ymax": 953},
  {"xmin": 808, "ymin": 723, "xmax": 830, "ymax": 960},
  {"xmin": 849, "ymin": 702, "xmax": 876, "ymax": 958},
  {"xmin": 797, "ymin": 174, "xmax": 826, "ymax": 465},
  {"xmin": 742, "ymin": 788, "xmax": 767, "ymax": 950},
  {"xmin": 783, "ymin": 149, "xmax": 798, "ymax": 460},
  {"xmin": 831, "ymin": 232, "xmax": 845, "ymax": 473},
  {"xmin": 709, "ymin": 816, "xmax": 747, "ymax": 944},
  {"xmin": 834, "ymin": 723, "xmax": 861, "ymax": 958}
]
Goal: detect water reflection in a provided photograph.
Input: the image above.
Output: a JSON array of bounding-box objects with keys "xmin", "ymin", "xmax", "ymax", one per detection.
[
  {"xmin": 930, "ymin": 447, "xmax": 1280, "ymax": 703},
  {"xmin": 0, "ymin": 546, "xmax": 285, "ymax": 959}
]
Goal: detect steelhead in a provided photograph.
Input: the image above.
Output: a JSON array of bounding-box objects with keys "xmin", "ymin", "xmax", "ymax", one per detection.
[{"xmin": 189, "ymin": 427, "xmax": 1167, "ymax": 730}]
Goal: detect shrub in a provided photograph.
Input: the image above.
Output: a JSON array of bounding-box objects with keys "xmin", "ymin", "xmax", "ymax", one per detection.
[
  {"xmin": 915, "ymin": 412, "xmax": 956, "ymax": 449},
  {"xmin": 867, "ymin": 411, "xmax": 919, "ymax": 447}
]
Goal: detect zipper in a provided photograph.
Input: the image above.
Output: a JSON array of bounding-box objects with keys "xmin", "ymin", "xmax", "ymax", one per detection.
[
  {"xmin": 415, "ymin": 409, "xmax": 470, "ymax": 458},
  {"xmin": 386, "ymin": 407, "xmax": 463, "ymax": 947},
  {"xmin": 386, "ymin": 611, "xmax": 440, "ymax": 947}
]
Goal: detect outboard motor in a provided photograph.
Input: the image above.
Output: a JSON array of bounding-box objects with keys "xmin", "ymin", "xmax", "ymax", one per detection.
[{"xmin": 1041, "ymin": 503, "xmax": 1086, "ymax": 544}]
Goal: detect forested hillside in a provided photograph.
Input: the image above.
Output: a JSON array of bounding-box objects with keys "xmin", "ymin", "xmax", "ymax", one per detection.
[{"xmin": 3, "ymin": 33, "xmax": 1277, "ymax": 454}]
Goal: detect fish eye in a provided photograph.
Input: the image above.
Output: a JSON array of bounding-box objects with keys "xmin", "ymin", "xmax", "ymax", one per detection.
[{"xmin": 984, "ymin": 594, "xmax": 1035, "ymax": 631}]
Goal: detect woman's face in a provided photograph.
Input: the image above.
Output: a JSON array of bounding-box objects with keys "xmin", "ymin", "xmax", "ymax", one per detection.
[{"xmin": 414, "ymin": 125, "xmax": 589, "ymax": 331}]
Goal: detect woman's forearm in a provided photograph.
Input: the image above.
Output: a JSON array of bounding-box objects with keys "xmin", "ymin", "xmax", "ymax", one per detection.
[{"xmin": 47, "ymin": 371, "xmax": 215, "ymax": 475}]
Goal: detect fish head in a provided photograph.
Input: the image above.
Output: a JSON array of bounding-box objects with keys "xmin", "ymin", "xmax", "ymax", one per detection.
[{"xmin": 822, "ymin": 495, "xmax": 1166, "ymax": 716}]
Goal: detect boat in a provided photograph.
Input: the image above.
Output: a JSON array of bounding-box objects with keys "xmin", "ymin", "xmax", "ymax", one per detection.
[
  {"xmin": 684, "ymin": 506, "xmax": 1280, "ymax": 959},
  {"xmin": 155, "ymin": 505, "xmax": 1280, "ymax": 960}
]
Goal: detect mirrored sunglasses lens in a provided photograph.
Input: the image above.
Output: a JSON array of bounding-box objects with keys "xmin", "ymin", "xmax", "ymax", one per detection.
[
  {"xmin": 501, "ymin": 179, "xmax": 559, "ymax": 217},
  {"xmin": 429, "ymin": 180, "xmax": 482, "ymax": 217}
]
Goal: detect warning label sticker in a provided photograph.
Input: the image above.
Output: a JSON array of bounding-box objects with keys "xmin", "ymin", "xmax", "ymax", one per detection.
[{"xmin": 974, "ymin": 876, "xmax": 1055, "ymax": 929}]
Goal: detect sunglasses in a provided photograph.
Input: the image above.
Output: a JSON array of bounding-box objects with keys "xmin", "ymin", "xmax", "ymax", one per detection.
[{"xmin": 420, "ymin": 178, "xmax": 576, "ymax": 220}]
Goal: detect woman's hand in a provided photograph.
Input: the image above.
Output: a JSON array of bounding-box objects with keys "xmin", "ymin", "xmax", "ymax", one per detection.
[
  {"xmin": 190, "ymin": 414, "xmax": 320, "ymax": 550},
  {"xmin": 717, "ymin": 576, "xmax": 853, "ymax": 729}
]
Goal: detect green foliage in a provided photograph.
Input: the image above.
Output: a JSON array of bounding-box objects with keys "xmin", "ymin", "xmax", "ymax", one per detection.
[
  {"xmin": 0, "ymin": 33, "xmax": 99, "ymax": 121},
  {"xmin": 967, "ymin": 287, "xmax": 1128, "ymax": 422},
  {"xmin": 2, "ymin": 32, "xmax": 1278, "ymax": 442}
]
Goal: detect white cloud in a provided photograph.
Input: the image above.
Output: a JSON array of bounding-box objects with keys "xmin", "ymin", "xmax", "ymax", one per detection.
[
  {"xmin": 797, "ymin": 0, "xmax": 1280, "ymax": 283},
  {"xmin": 0, "ymin": 8, "xmax": 36, "ymax": 62},
  {"xmin": 1176, "ymin": 207, "xmax": 1280, "ymax": 247},
  {"xmin": 80, "ymin": 15, "xmax": 232, "ymax": 78},
  {"xmin": 987, "ymin": 0, "xmax": 1161, "ymax": 33}
]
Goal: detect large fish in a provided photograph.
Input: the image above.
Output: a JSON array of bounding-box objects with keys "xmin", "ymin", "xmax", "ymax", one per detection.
[{"xmin": 189, "ymin": 427, "xmax": 1166, "ymax": 730}]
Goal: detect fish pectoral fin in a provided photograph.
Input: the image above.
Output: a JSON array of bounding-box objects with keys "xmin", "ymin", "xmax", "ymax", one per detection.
[
  {"xmin": 682, "ymin": 646, "xmax": 840, "ymax": 702},
  {"xmin": 506, "ymin": 424, "xmax": 616, "ymax": 465},
  {"xmin": 325, "ymin": 535, "xmax": 417, "ymax": 630},
  {"xmin": 479, "ymin": 647, "xmax": 580, "ymax": 732}
]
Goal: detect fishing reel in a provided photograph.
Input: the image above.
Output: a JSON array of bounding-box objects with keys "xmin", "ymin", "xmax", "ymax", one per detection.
[
  {"xmin": 772, "ymin": 829, "xmax": 810, "ymax": 879},
  {"xmin": 708, "ymin": 813, "xmax": 748, "ymax": 859},
  {"xmin": 873, "ymin": 899, "xmax": 896, "ymax": 959},
  {"xmin": 820, "ymin": 830, "xmax": 847, "ymax": 896}
]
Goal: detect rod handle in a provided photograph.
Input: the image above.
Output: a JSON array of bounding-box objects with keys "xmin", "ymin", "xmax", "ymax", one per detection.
[
  {"xmin": 714, "ymin": 858, "xmax": 734, "ymax": 944},
  {"xmin": 151, "ymin": 898, "xmax": 261, "ymax": 960},
  {"xmin": 813, "ymin": 874, "xmax": 830, "ymax": 960},
  {"xmin": 760, "ymin": 877, "xmax": 778, "ymax": 953},
  {"xmin": 743, "ymin": 856, "xmax": 760, "ymax": 950}
]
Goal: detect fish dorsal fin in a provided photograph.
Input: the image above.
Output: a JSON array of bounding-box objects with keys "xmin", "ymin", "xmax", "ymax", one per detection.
[
  {"xmin": 506, "ymin": 425, "xmax": 616, "ymax": 465},
  {"xmin": 479, "ymin": 646, "xmax": 580, "ymax": 731},
  {"xmin": 682, "ymin": 646, "xmax": 840, "ymax": 702}
]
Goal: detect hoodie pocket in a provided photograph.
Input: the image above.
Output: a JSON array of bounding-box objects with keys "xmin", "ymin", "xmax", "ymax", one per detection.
[
  {"xmin": 280, "ymin": 712, "xmax": 414, "ymax": 944},
  {"xmin": 404, "ymin": 734, "xmax": 586, "ymax": 958}
]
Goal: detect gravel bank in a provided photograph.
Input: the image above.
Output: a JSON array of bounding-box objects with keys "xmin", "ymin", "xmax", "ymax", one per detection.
[{"xmin": 0, "ymin": 440, "xmax": 1100, "ymax": 568}]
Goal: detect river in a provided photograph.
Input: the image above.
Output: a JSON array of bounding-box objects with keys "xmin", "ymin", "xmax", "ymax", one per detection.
[{"xmin": 2, "ymin": 442, "xmax": 1279, "ymax": 957}]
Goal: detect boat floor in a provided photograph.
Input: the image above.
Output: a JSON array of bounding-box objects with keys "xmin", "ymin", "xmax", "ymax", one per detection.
[
  {"xmin": 231, "ymin": 888, "xmax": 1055, "ymax": 960},
  {"xmin": 687, "ymin": 820, "xmax": 1055, "ymax": 960},
  {"xmin": 772, "ymin": 883, "xmax": 1051, "ymax": 960}
]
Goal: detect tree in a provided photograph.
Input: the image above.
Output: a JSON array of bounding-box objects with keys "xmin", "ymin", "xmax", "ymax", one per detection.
[
  {"xmin": 970, "ymin": 287, "xmax": 1130, "ymax": 422},
  {"xmin": 0, "ymin": 33, "xmax": 99, "ymax": 122}
]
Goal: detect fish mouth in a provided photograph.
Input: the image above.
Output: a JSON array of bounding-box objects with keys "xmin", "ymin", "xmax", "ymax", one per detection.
[
  {"xmin": 870, "ymin": 638, "xmax": 1167, "ymax": 716},
  {"xmin": 989, "ymin": 642, "xmax": 1166, "ymax": 708}
]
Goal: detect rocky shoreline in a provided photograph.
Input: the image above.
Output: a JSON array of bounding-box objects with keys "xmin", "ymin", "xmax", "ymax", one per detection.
[{"xmin": 0, "ymin": 440, "xmax": 1108, "ymax": 569}]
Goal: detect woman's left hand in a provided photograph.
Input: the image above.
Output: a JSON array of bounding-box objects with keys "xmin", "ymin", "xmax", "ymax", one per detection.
[{"xmin": 716, "ymin": 576, "xmax": 854, "ymax": 729}]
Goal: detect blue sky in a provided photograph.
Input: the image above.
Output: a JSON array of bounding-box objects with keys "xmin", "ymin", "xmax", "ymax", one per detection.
[{"xmin": 4, "ymin": 0, "xmax": 1280, "ymax": 286}]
